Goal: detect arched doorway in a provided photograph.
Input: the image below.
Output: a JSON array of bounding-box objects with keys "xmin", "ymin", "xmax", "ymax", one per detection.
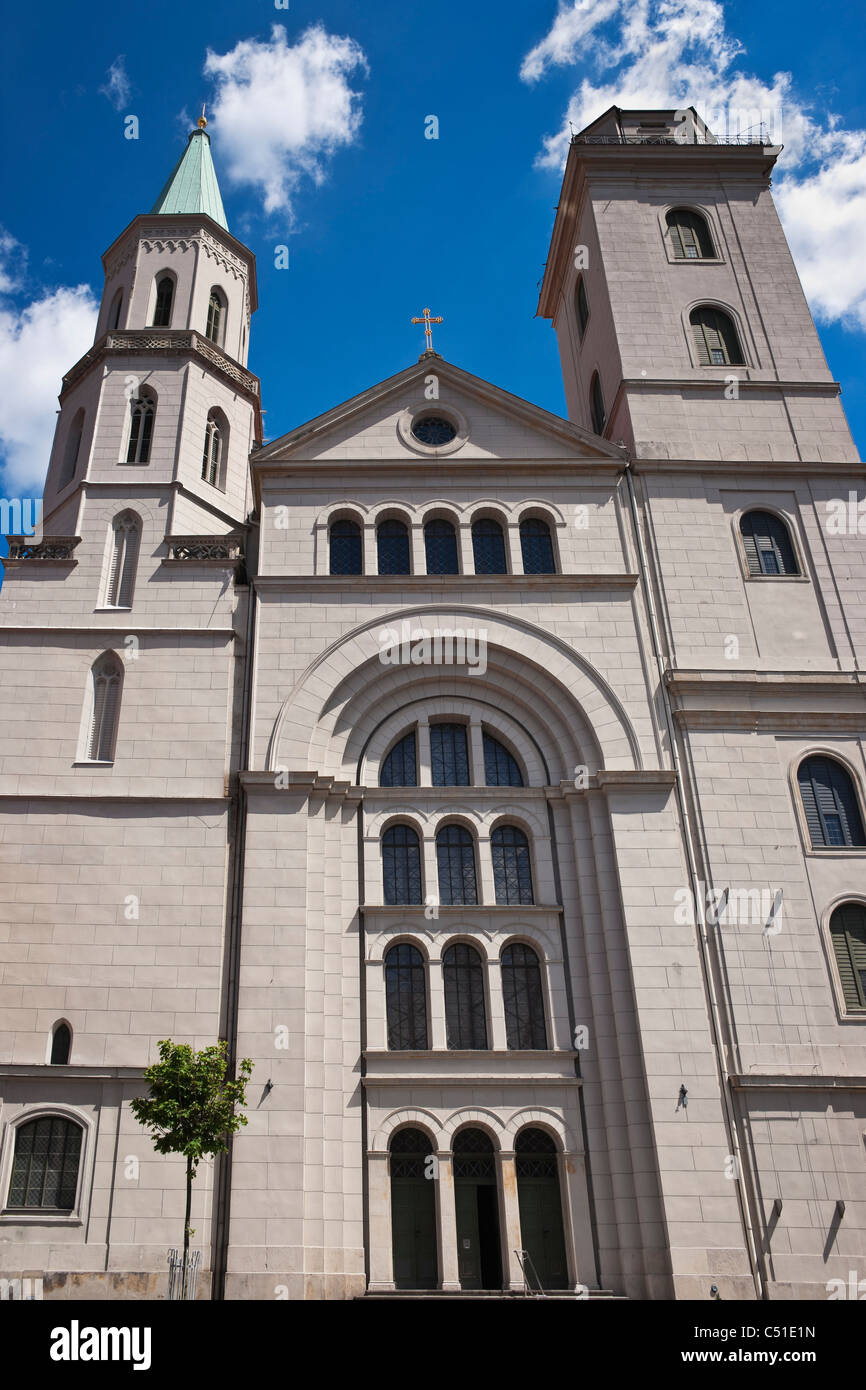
[
  {"xmin": 389, "ymin": 1128, "xmax": 437, "ymax": 1289},
  {"xmin": 515, "ymin": 1128, "xmax": 568, "ymax": 1289},
  {"xmin": 453, "ymin": 1128, "xmax": 502, "ymax": 1290}
]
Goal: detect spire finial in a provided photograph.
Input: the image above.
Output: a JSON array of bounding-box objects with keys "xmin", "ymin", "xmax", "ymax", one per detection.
[{"xmin": 197, "ymin": 103, "xmax": 207, "ymax": 130}]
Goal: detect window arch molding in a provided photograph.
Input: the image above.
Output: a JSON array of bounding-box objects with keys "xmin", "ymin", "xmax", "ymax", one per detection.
[
  {"xmin": 442, "ymin": 1113, "xmax": 504, "ymax": 1152},
  {"xmin": 658, "ymin": 204, "xmax": 722, "ymax": 263},
  {"xmin": 790, "ymin": 749, "xmax": 866, "ymax": 854},
  {"xmin": 732, "ymin": 505, "xmax": 806, "ymax": 582},
  {"xmin": 515, "ymin": 506, "xmax": 561, "ymax": 576},
  {"xmin": 417, "ymin": 502, "xmax": 463, "ymax": 529},
  {"xmin": 820, "ymin": 894, "xmax": 866, "ymax": 1018},
  {"xmin": 371, "ymin": 1110, "xmax": 443, "ymax": 1155},
  {"xmin": 0, "ymin": 1104, "xmax": 92, "ymax": 1223},
  {"xmin": 397, "ymin": 404, "xmax": 469, "ymax": 457},
  {"xmin": 683, "ymin": 299, "xmax": 750, "ymax": 368},
  {"xmin": 502, "ymin": 1107, "xmax": 574, "ymax": 1152}
]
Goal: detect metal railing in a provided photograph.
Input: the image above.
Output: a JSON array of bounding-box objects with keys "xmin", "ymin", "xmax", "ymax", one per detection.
[
  {"xmin": 167, "ymin": 1248, "xmax": 201, "ymax": 1301},
  {"xmin": 573, "ymin": 134, "xmax": 772, "ymax": 146},
  {"xmin": 514, "ymin": 1248, "xmax": 547, "ymax": 1297}
]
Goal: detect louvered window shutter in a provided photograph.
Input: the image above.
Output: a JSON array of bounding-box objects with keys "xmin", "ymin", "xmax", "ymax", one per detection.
[
  {"xmin": 117, "ymin": 525, "xmax": 140, "ymax": 607},
  {"xmin": 97, "ymin": 677, "xmax": 119, "ymax": 761},
  {"xmin": 799, "ymin": 756, "xmax": 865, "ymax": 847},
  {"xmin": 740, "ymin": 512, "xmax": 798, "ymax": 577},
  {"xmin": 830, "ymin": 904, "xmax": 866, "ymax": 1009},
  {"xmin": 797, "ymin": 762, "xmax": 823, "ymax": 846},
  {"xmin": 87, "ymin": 677, "xmax": 107, "ymax": 761},
  {"xmin": 106, "ymin": 527, "xmax": 124, "ymax": 605}
]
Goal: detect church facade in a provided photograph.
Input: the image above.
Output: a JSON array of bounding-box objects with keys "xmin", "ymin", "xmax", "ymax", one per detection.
[{"xmin": 1, "ymin": 107, "xmax": 864, "ymax": 1301}]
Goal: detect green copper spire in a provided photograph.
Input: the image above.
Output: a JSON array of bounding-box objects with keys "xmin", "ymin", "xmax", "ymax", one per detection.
[{"xmin": 150, "ymin": 117, "xmax": 228, "ymax": 231}]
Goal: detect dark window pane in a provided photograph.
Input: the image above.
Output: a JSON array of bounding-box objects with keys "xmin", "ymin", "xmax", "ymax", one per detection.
[
  {"xmin": 424, "ymin": 519, "xmax": 459, "ymax": 574},
  {"xmin": 377, "ymin": 519, "xmax": 410, "ymax": 575},
  {"xmin": 390, "ymin": 1126, "xmax": 432, "ymax": 1176},
  {"xmin": 829, "ymin": 902, "xmax": 866, "ymax": 1010},
  {"xmin": 430, "ymin": 724, "xmax": 470, "ymax": 786},
  {"xmin": 443, "ymin": 943, "xmax": 488, "ymax": 1049},
  {"xmin": 798, "ymin": 756, "xmax": 866, "ymax": 849},
  {"xmin": 381, "ymin": 731, "xmax": 417, "ymax": 787},
  {"xmin": 385, "ymin": 945, "xmax": 428, "ymax": 1049},
  {"xmin": 330, "ymin": 520, "xmax": 362, "ymax": 575},
  {"xmin": 50, "ymin": 1024, "xmax": 71, "ymax": 1065},
  {"xmin": 590, "ymin": 373, "xmax": 606, "ymax": 434},
  {"xmin": 492, "ymin": 826, "xmax": 534, "ymax": 904},
  {"xmin": 502, "ymin": 943, "xmax": 547, "ymax": 1049},
  {"xmin": 520, "ymin": 519, "xmax": 555, "ymax": 574},
  {"xmin": 689, "ymin": 306, "xmax": 744, "ymax": 366},
  {"xmin": 666, "ymin": 209, "xmax": 714, "ymax": 259},
  {"xmin": 739, "ymin": 511, "xmax": 798, "ymax": 576},
  {"xmin": 575, "ymin": 276, "xmax": 589, "ymax": 337},
  {"xmin": 436, "ymin": 825, "xmax": 477, "ymax": 905},
  {"xmin": 515, "ymin": 1127, "xmax": 558, "ymax": 1178},
  {"xmin": 452, "ymin": 1127, "xmax": 494, "ymax": 1179},
  {"xmin": 152, "ymin": 277, "xmax": 173, "ymax": 327},
  {"xmin": 483, "ymin": 734, "xmax": 523, "ymax": 787},
  {"xmin": 8, "ymin": 1117, "xmax": 82, "ymax": 1210},
  {"xmin": 472, "ymin": 519, "xmax": 507, "ymax": 575},
  {"xmin": 382, "ymin": 824, "xmax": 423, "ymax": 904}
]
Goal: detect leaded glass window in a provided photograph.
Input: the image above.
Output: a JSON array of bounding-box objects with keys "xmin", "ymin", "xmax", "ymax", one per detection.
[
  {"xmin": 385, "ymin": 944, "xmax": 428, "ymax": 1049},
  {"xmin": 389, "ymin": 1126, "xmax": 433, "ymax": 1176},
  {"xmin": 501, "ymin": 943, "xmax": 547, "ymax": 1049},
  {"xmin": 380, "ymin": 731, "xmax": 417, "ymax": 787},
  {"xmin": 206, "ymin": 289, "xmax": 225, "ymax": 344},
  {"xmin": 430, "ymin": 723, "xmax": 470, "ymax": 786},
  {"xmin": 798, "ymin": 756, "xmax": 866, "ymax": 849},
  {"xmin": 739, "ymin": 510, "xmax": 798, "ymax": 576},
  {"xmin": 424, "ymin": 519, "xmax": 459, "ymax": 574},
  {"xmin": 329, "ymin": 519, "xmax": 362, "ymax": 575},
  {"xmin": 152, "ymin": 276, "xmax": 173, "ymax": 327},
  {"xmin": 377, "ymin": 519, "xmax": 410, "ymax": 575},
  {"xmin": 472, "ymin": 519, "xmax": 507, "ymax": 575},
  {"xmin": 452, "ymin": 1128, "xmax": 494, "ymax": 1180},
  {"xmin": 520, "ymin": 518, "xmax": 555, "ymax": 575},
  {"xmin": 515, "ymin": 1127, "xmax": 558, "ymax": 1178},
  {"xmin": 492, "ymin": 826, "xmax": 534, "ymax": 905},
  {"xmin": 443, "ymin": 943, "xmax": 488, "ymax": 1049},
  {"xmin": 7, "ymin": 1117, "xmax": 82, "ymax": 1210},
  {"xmin": 382, "ymin": 824, "xmax": 423, "ymax": 904},
  {"xmin": 483, "ymin": 733, "xmax": 524, "ymax": 787},
  {"xmin": 201, "ymin": 414, "xmax": 222, "ymax": 487},
  {"xmin": 126, "ymin": 396, "xmax": 154, "ymax": 464},
  {"xmin": 436, "ymin": 825, "xmax": 477, "ymax": 905}
]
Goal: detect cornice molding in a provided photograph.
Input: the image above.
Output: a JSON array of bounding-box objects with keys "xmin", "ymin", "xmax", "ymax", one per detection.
[{"xmin": 253, "ymin": 573, "xmax": 639, "ymax": 593}]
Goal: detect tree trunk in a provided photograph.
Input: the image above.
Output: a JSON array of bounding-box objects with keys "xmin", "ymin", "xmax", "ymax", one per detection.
[{"xmin": 182, "ymin": 1159, "xmax": 193, "ymax": 1299}]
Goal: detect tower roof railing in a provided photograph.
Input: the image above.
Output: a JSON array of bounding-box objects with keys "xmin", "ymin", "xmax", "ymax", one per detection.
[{"xmin": 572, "ymin": 133, "xmax": 773, "ymax": 146}]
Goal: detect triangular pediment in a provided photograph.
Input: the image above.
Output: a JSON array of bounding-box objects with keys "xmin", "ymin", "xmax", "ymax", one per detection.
[{"xmin": 253, "ymin": 356, "xmax": 624, "ymax": 467}]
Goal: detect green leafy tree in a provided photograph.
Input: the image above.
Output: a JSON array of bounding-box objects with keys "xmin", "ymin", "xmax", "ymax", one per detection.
[{"xmin": 130, "ymin": 1039, "xmax": 253, "ymax": 1295}]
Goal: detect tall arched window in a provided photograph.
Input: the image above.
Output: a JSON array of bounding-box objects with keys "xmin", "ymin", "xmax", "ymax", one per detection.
[
  {"xmin": 483, "ymin": 733, "xmax": 524, "ymax": 787},
  {"xmin": 519, "ymin": 518, "xmax": 555, "ymax": 574},
  {"xmin": 380, "ymin": 731, "xmax": 417, "ymax": 787},
  {"xmin": 104, "ymin": 511, "xmax": 141, "ymax": 608},
  {"xmin": 453, "ymin": 1129, "xmax": 501, "ymax": 1290},
  {"xmin": 377, "ymin": 519, "xmax": 410, "ymax": 575},
  {"xmin": 436, "ymin": 825, "xmax": 477, "ymax": 905},
  {"xmin": 491, "ymin": 826, "xmax": 534, "ymax": 905},
  {"xmin": 589, "ymin": 372, "xmax": 606, "ymax": 434},
  {"xmin": 797, "ymin": 756, "xmax": 866, "ymax": 849},
  {"xmin": 50, "ymin": 1022, "xmax": 72, "ymax": 1065},
  {"xmin": 85, "ymin": 653, "xmax": 123, "ymax": 763},
  {"xmin": 472, "ymin": 518, "xmax": 507, "ymax": 574},
  {"xmin": 206, "ymin": 288, "xmax": 226, "ymax": 345},
  {"xmin": 739, "ymin": 510, "xmax": 798, "ymax": 576},
  {"xmin": 108, "ymin": 288, "xmax": 123, "ymax": 331},
  {"xmin": 666, "ymin": 208, "xmax": 714, "ymax": 259},
  {"xmin": 501, "ymin": 943, "xmax": 547, "ymax": 1048},
  {"xmin": 329, "ymin": 519, "xmax": 362, "ymax": 575},
  {"xmin": 829, "ymin": 902, "xmax": 866, "ymax": 1011},
  {"xmin": 201, "ymin": 411, "xmax": 224, "ymax": 487},
  {"xmin": 382, "ymin": 824, "xmax": 423, "ymax": 904},
  {"xmin": 430, "ymin": 723, "xmax": 470, "ymax": 786},
  {"xmin": 424, "ymin": 519, "xmax": 459, "ymax": 574},
  {"xmin": 385, "ymin": 944, "xmax": 428, "ymax": 1049},
  {"xmin": 126, "ymin": 392, "xmax": 155, "ymax": 464},
  {"xmin": 443, "ymin": 943, "xmax": 488, "ymax": 1049},
  {"xmin": 151, "ymin": 275, "xmax": 174, "ymax": 327},
  {"xmin": 690, "ymin": 305, "xmax": 744, "ymax": 365},
  {"xmin": 575, "ymin": 274, "xmax": 589, "ymax": 339},
  {"xmin": 60, "ymin": 408, "xmax": 85, "ymax": 487},
  {"xmin": 7, "ymin": 1116, "xmax": 83, "ymax": 1210}
]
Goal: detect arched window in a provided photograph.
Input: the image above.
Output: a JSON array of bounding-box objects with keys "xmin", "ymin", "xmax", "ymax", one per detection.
[
  {"xmin": 377, "ymin": 519, "xmax": 410, "ymax": 575},
  {"xmin": 589, "ymin": 372, "xmax": 606, "ymax": 434},
  {"xmin": 151, "ymin": 275, "xmax": 174, "ymax": 328},
  {"xmin": 60, "ymin": 408, "xmax": 85, "ymax": 486},
  {"xmin": 666, "ymin": 208, "xmax": 714, "ymax": 259},
  {"xmin": 424, "ymin": 518, "xmax": 459, "ymax": 574},
  {"xmin": 739, "ymin": 510, "xmax": 798, "ymax": 576},
  {"xmin": 86, "ymin": 653, "xmax": 123, "ymax": 763},
  {"xmin": 430, "ymin": 723, "xmax": 470, "ymax": 786},
  {"xmin": 104, "ymin": 511, "xmax": 141, "ymax": 608},
  {"xmin": 206, "ymin": 288, "xmax": 226, "ymax": 345},
  {"xmin": 483, "ymin": 733, "xmax": 524, "ymax": 787},
  {"xmin": 126, "ymin": 392, "xmax": 155, "ymax": 464},
  {"xmin": 575, "ymin": 274, "xmax": 589, "ymax": 339},
  {"xmin": 491, "ymin": 826, "xmax": 534, "ymax": 905},
  {"xmin": 436, "ymin": 825, "xmax": 477, "ymax": 906},
  {"xmin": 519, "ymin": 518, "xmax": 555, "ymax": 574},
  {"xmin": 472, "ymin": 518, "xmax": 507, "ymax": 575},
  {"xmin": 443, "ymin": 943, "xmax": 488, "ymax": 1048},
  {"xmin": 201, "ymin": 411, "xmax": 224, "ymax": 488},
  {"xmin": 380, "ymin": 731, "xmax": 417, "ymax": 787},
  {"xmin": 7, "ymin": 1116, "xmax": 83, "ymax": 1210},
  {"xmin": 452, "ymin": 1128, "xmax": 501, "ymax": 1289},
  {"xmin": 382, "ymin": 824, "xmax": 423, "ymax": 904},
  {"xmin": 390, "ymin": 1127, "xmax": 437, "ymax": 1289},
  {"xmin": 829, "ymin": 903, "xmax": 866, "ymax": 1011},
  {"xmin": 690, "ymin": 305, "xmax": 744, "ymax": 365},
  {"xmin": 329, "ymin": 519, "xmax": 362, "ymax": 575},
  {"xmin": 798, "ymin": 756, "xmax": 866, "ymax": 849},
  {"xmin": 501, "ymin": 943, "xmax": 547, "ymax": 1048},
  {"xmin": 385, "ymin": 944, "xmax": 428, "ymax": 1049},
  {"xmin": 108, "ymin": 288, "xmax": 123, "ymax": 331},
  {"xmin": 50, "ymin": 1022, "xmax": 71, "ymax": 1065},
  {"xmin": 515, "ymin": 1128, "xmax": 568, "ymax": 1290}
]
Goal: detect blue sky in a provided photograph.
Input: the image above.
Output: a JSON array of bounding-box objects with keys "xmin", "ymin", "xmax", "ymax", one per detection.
[{"xmin": 1, "ymin": 0, "xmax": 865, "ymax": 506}]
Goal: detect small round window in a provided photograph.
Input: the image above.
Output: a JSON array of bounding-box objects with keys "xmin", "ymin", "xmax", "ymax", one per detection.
[{"xmin": 412, "ymin": 415, "xmax": 457, "ymax": 447}]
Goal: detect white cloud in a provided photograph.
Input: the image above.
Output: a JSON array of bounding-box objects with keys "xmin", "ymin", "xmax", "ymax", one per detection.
[
  {"xmin": 99, "ymin": 56, "xmax": 131, "ymax": 111},
  {"xmin": 522, "ymin": 0, "xmax": 866, "ymax": 329},
  {"xmin": 0, "ymin": 237, "xmax": 98, "ymax": 495},
  {"xmin": 203, "ymin": 23, "xmax": 368, "ymax": 220}
]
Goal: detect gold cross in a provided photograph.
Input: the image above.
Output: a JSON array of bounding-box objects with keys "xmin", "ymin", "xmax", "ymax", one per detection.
[{"xmin": 411, "ymin": 306, "xmax": 443, "ymax": 353}]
